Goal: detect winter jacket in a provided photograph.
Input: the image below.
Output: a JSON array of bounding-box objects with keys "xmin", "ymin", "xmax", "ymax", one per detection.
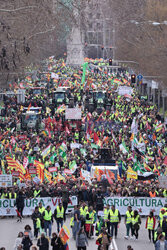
[
  {"xmin": 51, "ymin": 236, "xmax": 64, "ymax": 250},
  {"xmin": 76, "ymin": 232, "xmax": 88, "ymax": 247},
  {"xmin": 22, "ymin": 237, "xmax": 32, "ymax": 250},
  {"xmin": 155, "ymin": 240, "xmax": 167, "ymax": 250},
  {"xmin": 37, "ymin": 237, "xmax": 49, "ymax": 250}
]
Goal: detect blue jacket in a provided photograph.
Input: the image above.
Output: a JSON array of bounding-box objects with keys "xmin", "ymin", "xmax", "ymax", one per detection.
[{"xmin": 155, "ymin": 240, "xmax": 167, "ymax": 250}]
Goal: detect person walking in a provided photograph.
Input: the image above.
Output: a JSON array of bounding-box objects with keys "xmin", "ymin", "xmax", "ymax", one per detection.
[
  {"xmin": 132, "ymin": 210, "xmax": 141, "ymax": 240},
  {"xmin": 16, "ymin": 191, "xmax": 25, "ymax": 221},
  {"xmin": 96, "ymin": 228, "xmax": 112, "ymax": 250},
  {"xmin": 103, "ymin": 205, "xmax": 110, "ymax": 234},
  {"xmin": 54, "ymin": 202, "xmax": 65, "ymax": 233},
  {"xmin": 37, "ymin": 233, "xmax": 49, "ymax": 250},
  {"xmin": 42, "ymin": 205, "xmax": 53, "ymax": 238},
  {"xmin": 13, "ymin": 232, "xmax": 24, "ymax": 250},
  {"xmin": 145, "ymin": 211, "xmax": 156, "ymax": 242},
  {"xmin": 155, "ymin": 234, "xmax": 167, "ymax": 250},
  {"xmin": 85, "ymin": 206, "xmax": 94, "ymax": 238},
  {"xmin": 76, "ymin": 227, "xmax": 88, "ymax": 250},
  {"xmin": 73, "ymin": 205, "xmax": 81, "ymax": 240},
  {"xmin": 108, "ymin": 205, "xmax": 121, "ymax": 238},
  {"xmin": 124, "ymin": 206, "xmax": 133, "ymax": 240},
  {"xmin": 21, "ymin": 232, "xmax": 32, "ymax": 250},
  {"xmin": 51, "ymin": 232, "xmax": 64, "ymax": 250},
  {"xmin": 31, "ymin": 206, "xmax": 42, "ymax": 239}
]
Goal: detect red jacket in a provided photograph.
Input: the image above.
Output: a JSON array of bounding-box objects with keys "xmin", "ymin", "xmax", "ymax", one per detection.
[{"xmin": 145, "ymin": 216, "xmax": 156, "ymax": 229}]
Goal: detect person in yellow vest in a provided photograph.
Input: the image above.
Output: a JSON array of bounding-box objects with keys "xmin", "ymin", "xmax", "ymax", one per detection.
[
  {"xmin": 145, "ymin": 211, "xmax": 156, "ymax": 242},
  {"xmin": 124, "ymin": 206, "xmax": 133, "ymax": 240},
  {"xmin": 108, "ymin": 205, "xmax": 121, "ymax": 238},
  {"xmin": 42, "ymin": 205, "xmax": 53, "ymax": 238},
  {"xmin": 103, "ymin": 204, "xmax": 110, "ymax": 234},
  {"xmin": 131, "ymin": 210, "xmax": 141, "ymax": 240},
  {"xmin": 54, "ymin": 202, "xmax": 64, "ymax": 233},
  {"xmin": 80, "ymin": 201, "xmax": 88, "ymax": 227},
  {"xmin": 8, "ymin": 188, "xmax": 17, "ymax": 199},
  {"xmin": 31, "ymin": 206, "xmax": 42, "ymax": 239},
  {"xmin": 38, "ymin": 202, "xmax": 45, "ymax": 214},
  {"xmin": 159, "ymin": 209, "xmax": 167, "ymax": 228},
  {"xmin": 85, "ymin": 206, "xmax": 95, "ymax": 238}
]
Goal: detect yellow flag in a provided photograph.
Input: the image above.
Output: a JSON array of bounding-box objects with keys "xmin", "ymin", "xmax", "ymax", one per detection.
[{"xmin": 127, "ymin": 166, "xmax": 138, "ymax": 180}]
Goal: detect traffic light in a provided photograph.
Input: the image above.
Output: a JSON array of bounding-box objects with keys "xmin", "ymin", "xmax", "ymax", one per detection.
[
  {"xmin": 109, "ymin": 59, "xmax": 112, "ymax": 66},
  {"xmin": 131, "ymin": 74, "xmax": 136, "ymax": 83}
]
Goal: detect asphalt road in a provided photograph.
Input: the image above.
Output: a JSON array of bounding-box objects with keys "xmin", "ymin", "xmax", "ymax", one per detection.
[{"xmin": 0, "ymin": 217, "xmax": 155, "ymax": 250}]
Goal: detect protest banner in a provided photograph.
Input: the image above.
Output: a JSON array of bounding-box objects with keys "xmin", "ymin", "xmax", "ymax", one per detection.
[
  {"xmin": 0, "ymin": 196, "xmax": 77, "ymax": 216},
  {"xmin": 65, "ymin": 108, "xmax": 81, "ymax": 120},
  {"xmin": 0, "ymin": 175, "xmax": 12, "ymax": 188},
  {"xmin": 104, "ymin": 197, "xmax": 167, "ymax": 215}
]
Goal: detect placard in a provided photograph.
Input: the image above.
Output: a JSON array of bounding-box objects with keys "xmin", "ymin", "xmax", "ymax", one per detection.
[{"xmin": 65, "ymin": 108, "xmax": 81, "ymax": 120}]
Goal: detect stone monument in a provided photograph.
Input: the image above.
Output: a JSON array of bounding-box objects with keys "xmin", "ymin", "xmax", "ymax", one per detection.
[{"xmin": 66, "ymin": 9, "xmax": 84, "ymax": 65}]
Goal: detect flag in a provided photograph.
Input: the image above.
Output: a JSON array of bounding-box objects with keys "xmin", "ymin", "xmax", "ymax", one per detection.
[
  {"xmin": 144, "ymin": 163, "xmax": 152, "ymax": 172},
  {"xmin": 155, "ymin": 123, "xmax": 164, "ymax": 132},
  {"xmin": 94, "ymin": 132, "xmax": 102, "ymax": 147},
  {"xmin": 23, "ymin": 157, "xmax": 28, "ymax": 169},
  {"xmin": 112, "ymin": 131, "xmax": 117, "ymax": 146},
  {"xmin": 6, "ymin": 156, "xmax": 25, "ymax": 180},
  {"xmin": 127, "ymin": 166, "xmax": 138, "ymax": 179},
  {"xmin": 80, "ymin": 169, "xmax": 91, "ymax": 183},
  {"xmin": 119, "ymin": 141, "xmax": 129, "ymax": 154},
  {"xmin": 27, "ymin": 103, "xmax": 31, "ymax": 111},
  {"xmin": 44, "ymin": 169, "xmax": 52, "ymax": 183},
  {"xmin": 69, "ymin": 160, "xmax": 77, "ymax": 173},
  {"xmin": 56, "ymin": 104, "xmax": 66, "ymax": 113},
  {"xmin": 34, "ymin": 161, "xmax": 44, "ymax": 182},
  {"xmin": 81, "ymin": 62, "xmax": 88, "ymax": 85},
  {"xmin": 59, "ymin": 225, "xmax": 70, "ymax": 245},
  {"xmin": 41, "ymin": 144, "xmax": 51, "ymax": 159}
]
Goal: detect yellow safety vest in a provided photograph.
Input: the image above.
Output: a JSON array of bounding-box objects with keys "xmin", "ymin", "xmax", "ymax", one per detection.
[
  {"xmin": 36, "ymin": 218, "xmax": 41, "ymax": 229},
  {"xmin": 39, "ymin": 207, "xmax": 45, "ymax": 214},
  {"xmin": 80, "ymin": 206, "xmax": 88, "ymax": 217},
  {"xmin": 147, "ymin": 217, "xmax": 154, "ymax": 230},
  {"xmin": 86, "ymin": 212, "xmax": 94, "ymax": 224},
  {"xmin": 56, "ymin": 206, "xmax": 64, "ymax": 219},
  {"xmin": 132, "ymin": 215, "xmax": 140, "ymax": 225},
  {"xmin": 34, "ymin": 190, "xmax": 40, "ymax": 197},
  {"xmin": 43, "ymin": 210, "xmax": 52, "ymax": 221},
  {"xmin": 126, "ymin": 211, "xmax": 133, "ymax": 224},
  {"xmin": 70, "ymin": 217, "xmax": 74, "ymax": 227},
  {"xmin": 104, "ymin": 209, "xmax": 110, "ymax": 220},
  {"xmin": 109, "ymin": 209, "xmax": 119, "ymax": 223},
  {"xmin": 9, "ymin": 193, "xmax": 17, "ymax": 199}
]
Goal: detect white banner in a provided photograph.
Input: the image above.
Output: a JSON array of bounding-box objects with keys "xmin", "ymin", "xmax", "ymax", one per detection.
[
  {"xmin": 1, "ymin": 196, "xmax": 165, "ymax": 216},
  {"xmin": 104, "ymin": 197, "xmax": 167, "ymax": 215},
  {"xmin": 0, "ymin": 196, "xmax": 77, "ymax": 216},
  {"xmin": 65, "ymin": 108, "xmax": 81, "ymax": 120}
]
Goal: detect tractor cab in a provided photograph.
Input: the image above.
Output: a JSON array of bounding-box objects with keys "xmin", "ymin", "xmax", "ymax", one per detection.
[{"xmin": 21, "ymin": 111, "xmax": 41, "ymax": 130}]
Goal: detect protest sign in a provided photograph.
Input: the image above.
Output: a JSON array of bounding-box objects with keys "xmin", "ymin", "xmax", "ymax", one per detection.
[
  {"xmin": 0, "ymin": 175, "xmax": 12, "ymax": 188},
  {"xmin": 117, "ymin": 86, "xmax": 133, "ymax": 96},
  {"xmin": 159, "ymin": 176, "xmax": 167, "ymax": 189},
  {"xmin": 104, "ymin": 197, "xmax": 167, "ymax": 215},
  {"xmin": 0, "ymin": 196, "xmax": 77, "ymax": 216},
  {"xmin": 65, "ymin": 108, "xmax": 81, "ymax": 120}
]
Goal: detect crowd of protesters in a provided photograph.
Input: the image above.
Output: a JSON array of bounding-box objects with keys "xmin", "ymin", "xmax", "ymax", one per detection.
[{"xmin": 0, "ymin": 57, "xmax": 166, "ymax": 249}]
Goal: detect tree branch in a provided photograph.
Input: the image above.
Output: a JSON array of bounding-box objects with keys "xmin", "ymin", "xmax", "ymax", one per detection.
[{"xmin": 0, "ymin": 6, "xmax": 37, "ymax": 12}]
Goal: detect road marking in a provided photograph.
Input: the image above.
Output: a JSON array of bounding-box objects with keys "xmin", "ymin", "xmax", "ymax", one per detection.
[{"xmin": 112, "ymin": 238, "xmax": 118, "ymax": 250}]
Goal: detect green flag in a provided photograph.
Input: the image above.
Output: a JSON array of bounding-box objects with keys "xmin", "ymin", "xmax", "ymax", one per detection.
[{"xmin": 81, "ymin": 62, "xmax": 88, "ymax": 85}]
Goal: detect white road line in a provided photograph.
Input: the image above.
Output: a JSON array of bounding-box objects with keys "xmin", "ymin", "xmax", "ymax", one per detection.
[{"xmin": 112, "ymin": 238, "xmax": 119, "ymax": 250}]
